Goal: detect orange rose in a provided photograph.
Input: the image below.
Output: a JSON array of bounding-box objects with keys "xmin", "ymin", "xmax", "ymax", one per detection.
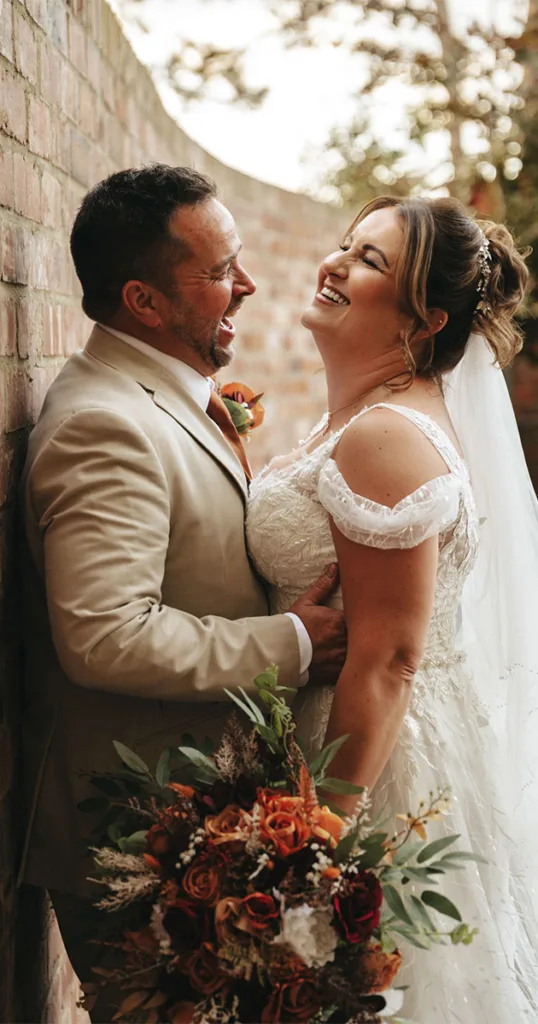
[
  {"xmin": 168, "ymin": 1001, "xmax": 196, "ymax": 1023},
  {"xmin": 146, "ymin": 823, "xmax": 172, "ymax": 858},
  {"xmin": 311, "ymin": 805, "xmax": 344, "ymax": 847},
  {"xmin": 356, "ymin": 943, "xmax": 403, "ymax": 993},
  {"xmin": 257, "ymin": 790, "xmax": 305, "ymax": 815},
  {"xmin": 205, "ymin": 804, "xmax": 250, "ymax": 845},
  {"xmin": 261, "ymin": 977, "xmax": 321, "ymax": 1023},
  {"xmin": 214, "ymin": 896, "xmax": 251, "ymax": 946},
  {"xmin": 182, "ymin": 861, "xmax": 222, "ymax": 906},
  {"xmin": 242, "ymin": 892, "xmax": 280, "ymax": 933},
  {"xmin": 260, "ymin": 809, "xmax": 311, "ymax": 857},
  {"xmin": 220, "ymin": 381, "xmax": 265, "ymax": 428},
  {"xmin": 186, "ymin": 942, "xmax": 228, "ymax": 997}
]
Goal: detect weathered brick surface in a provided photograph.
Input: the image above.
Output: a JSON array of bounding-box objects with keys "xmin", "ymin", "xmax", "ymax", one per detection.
[{"xmin": 1, "ymin": 2, "xmax": 536, "ymax": 1022}]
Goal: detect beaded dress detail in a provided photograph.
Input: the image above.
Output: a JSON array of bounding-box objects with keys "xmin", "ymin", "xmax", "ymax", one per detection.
[{"xmin": 247, "ymin": 403, "xmax": 536, "ymax": 1023}]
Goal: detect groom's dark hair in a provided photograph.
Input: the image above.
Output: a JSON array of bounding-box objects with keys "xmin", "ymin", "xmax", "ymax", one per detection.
[{"xmin": 70, "ymin": 164, "xmax": 217, "ymax": 322}]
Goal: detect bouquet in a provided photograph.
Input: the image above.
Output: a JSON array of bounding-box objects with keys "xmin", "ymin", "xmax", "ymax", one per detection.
[{"xmin": 81, "ymin": 669, "xmax": 481, "ymax": 1023}]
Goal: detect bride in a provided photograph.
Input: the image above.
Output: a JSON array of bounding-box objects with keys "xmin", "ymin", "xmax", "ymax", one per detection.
[{"xmin": 246, "ymin": 196, "xmax": 538, "ymax": 1022}]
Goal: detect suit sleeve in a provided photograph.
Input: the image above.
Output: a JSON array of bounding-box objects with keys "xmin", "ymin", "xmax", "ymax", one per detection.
[{"xmin": 26, "ymin": 408, "xmax": 300, "ymax": 699}]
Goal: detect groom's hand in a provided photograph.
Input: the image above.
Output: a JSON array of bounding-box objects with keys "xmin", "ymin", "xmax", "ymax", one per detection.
[{"xmin": 289, "ymin": 563, "xmax": 346, "ymax": 686}]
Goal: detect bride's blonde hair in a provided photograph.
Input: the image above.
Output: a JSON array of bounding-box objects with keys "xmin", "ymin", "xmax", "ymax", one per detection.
[{"xmin": 347, "ymin": 195, "xmax": 530, "ymax": 378}]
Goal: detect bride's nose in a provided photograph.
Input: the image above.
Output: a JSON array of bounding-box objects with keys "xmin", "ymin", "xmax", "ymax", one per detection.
[{"xmin": 321, "ymin": 249, "xmax": 349, "ymax": 279}]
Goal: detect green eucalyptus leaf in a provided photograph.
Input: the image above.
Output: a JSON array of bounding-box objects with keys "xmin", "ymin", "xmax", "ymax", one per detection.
[
  {"xmin": 409, "ymin": 895, "xmax": 437, "ymax": 934},
  {"xmin": 401, "ymin": 867, "xmax": 439, "ymax": 883},
  {"xmin": 391, "ymin": 840, "xmax": 426, "ymax": 866},
  {"xmin": 310, "ymin": 735, "xmax": 350, "ymax": 777},
  {"xmin": 320, "ymin": 777, "xmax": 365, "ymax": 795},
  {"xmin": 155, "ymin": 748, "xmax": 171, "ymax": 789},
  {"xmin": 383, "ymin": 885, "xmax": 415, "ymax": 928},
  {"xmin": 177, "ymin": 746, "xmax": 219, "ymax": 776},
  {"xmin": 421, "ymin": 890, "xmax": 462, "ymax": 922},
  {"xmin": 113, "ymin": 742, "xmax": 151, "ymax": 777},
  {"xmin": 436, "ymin": 851, "xmax": 488, "ymax": 865},
  {"xmin": 334, "ymin": 825, "xmax": 362, "ymax": 865},
  {"xmin": 416, "ymin": 834, "xmax": 460, "ymax": 863},
  {"xmin": 117, "ymin": 830, "xmax": 148, "ymax": 854},
  {"xmin": 357, "ymin": 834, "xmax": 388, "ymax": 869},
  {"xmin": 390, "ymin": 925, "xmax": 431, "ymax": 950}
]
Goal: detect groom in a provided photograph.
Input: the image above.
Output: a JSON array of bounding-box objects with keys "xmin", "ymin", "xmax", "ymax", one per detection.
[{"xmin": 18, "ymin": 165, "xmax": 345, "ymax": 998}]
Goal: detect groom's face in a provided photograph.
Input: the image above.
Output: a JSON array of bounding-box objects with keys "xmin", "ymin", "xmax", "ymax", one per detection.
[{"xmin": 162, "ymin": 198, "xmax": 256, "ymax": 373}]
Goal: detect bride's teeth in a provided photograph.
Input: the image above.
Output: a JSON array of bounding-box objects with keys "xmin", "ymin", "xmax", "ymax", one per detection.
[{"xmin": 321, "ymin": 287, "xmax": 348, "ymax": 305}]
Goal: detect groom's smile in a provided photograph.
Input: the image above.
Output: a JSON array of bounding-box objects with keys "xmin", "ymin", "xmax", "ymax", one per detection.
[{"xmin": 163, "ymin": 197, "xmax": 256, "ymax": 374}]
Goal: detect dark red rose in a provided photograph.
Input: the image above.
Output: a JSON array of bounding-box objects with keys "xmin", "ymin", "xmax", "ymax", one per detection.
[
  {"xmin": 162, "ymin": 899, "xmax": 211, "ymax": 953},
  {"xmin": 333, "ymin": 871, "xmax": 383, "ymax": 944},
  {"xmin": 242, "ymin": 893, "xmax": 280, "ymax": 932}
]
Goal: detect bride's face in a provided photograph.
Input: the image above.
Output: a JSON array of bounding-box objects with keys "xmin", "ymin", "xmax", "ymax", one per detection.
[{"xmin": 301, "ymin": 207, "xmax": 407, "ymax": 355}]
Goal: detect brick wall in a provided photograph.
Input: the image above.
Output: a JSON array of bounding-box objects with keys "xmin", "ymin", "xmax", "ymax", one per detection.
[
  {"xmin": 2, "ymin": 2, "xmax": 537, "ymax": 1021},
  {"xmin": 0, "ymin": 2, "xmax": 347, "ymax": 1020}
]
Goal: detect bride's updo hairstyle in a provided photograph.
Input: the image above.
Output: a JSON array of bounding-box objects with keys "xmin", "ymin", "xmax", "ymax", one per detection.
[{"xmin": 349, "ymin": 195, "xmax": 529, "ymax": 378}]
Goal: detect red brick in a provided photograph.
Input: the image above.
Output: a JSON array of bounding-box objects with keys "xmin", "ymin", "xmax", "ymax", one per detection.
[
  {"xmin": 0, "ymin": 294, "xmax": 16, "ymax": 356},
  {"xmin": 41, "ymin": 168, "xmax": 62, "ymax": 230},
  {"xmin": 39, "ymin": 40, "xmax": 62, "ymax": 108},
  {"xmin": 60, "ymin": 59, "xmax": 79, "ymax": 122},
  {"xmin": 86, "ymin": 39, "xmax": 101, "ymax": 93},
  {"xmin": 0, "ymin": 68, "xmax": 27, "ymax": 144},
  {"xmin": 0, "ymin": 148, "xmax": 14, "ymax": 211},
  {"xmin": 68, "ymin": 12, "xmax": 86, "ymax": 75},
  {"xmin": 77, "ymin": 79, "xmax": 94, "ymax": 138},
  {"xmin": 16, "ymin": 293, "xmax": 42, "ymax": 360},
  {"xmin": 28, "ymin": 94, "xmax": 52, "ymax": 159},
  {"xmin": 25, "ymin": 0, "xmax": 48, "ymax": 32},
  {"xmin": 4, "ymin": 369, "xmax": 30, "ymax": 432},
  {"xmin": 51, "ymin": 116, "xmax": 70, "ymax": 173},
  {"xmin": 13, "ymin": 152, "xmax": 41, "ymax": 223},
  {"xmin": 70, "ymin": 127, "xmax": 94, "ymax": 187},
  {"xmin": 14, "ymin": 9, "xmax": 37, "ymax": 85},
  {"xmin": 0, "ymin": 221, "xmax": 32, "ymax": 286},
  {"xmin": 0, "ymin": 0, "xmax": 13, "ymax": 63},
  {"xmin": 49, "ymin": 3, "xmax": 68, "ymax": 57}
]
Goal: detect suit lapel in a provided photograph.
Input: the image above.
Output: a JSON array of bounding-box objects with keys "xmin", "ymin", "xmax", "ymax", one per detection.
[{"xmin": 84, "ymin": 327, "xmax": 249, "ymax": 503}]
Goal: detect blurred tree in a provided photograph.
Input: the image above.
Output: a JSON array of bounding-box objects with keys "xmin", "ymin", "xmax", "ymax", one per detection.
[{"xmin": 122, "ymin": 0, "xmax": 526, "ymax": 207}]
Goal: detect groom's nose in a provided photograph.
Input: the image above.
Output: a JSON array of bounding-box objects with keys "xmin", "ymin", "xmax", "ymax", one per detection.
[{"xmin": 234, "ymin": 261, "xmax": 256, "ymax": 298}]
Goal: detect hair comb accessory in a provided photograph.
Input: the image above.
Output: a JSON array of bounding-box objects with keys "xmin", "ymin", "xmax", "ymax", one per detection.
[{"xmin": 476, "ymin": 229, "xmax": 492, "ymax": 313}]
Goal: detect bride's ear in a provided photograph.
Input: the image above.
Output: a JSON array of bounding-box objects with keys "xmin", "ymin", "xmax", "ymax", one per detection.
[{"xmin": 421, "ymin": 308, "xmax": 448, "ymax": 339}]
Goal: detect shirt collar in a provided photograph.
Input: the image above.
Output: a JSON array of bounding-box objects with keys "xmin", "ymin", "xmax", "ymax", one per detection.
[{"xmin": 98, "ymin": 325, "xmax": 213, "ymax": 411}]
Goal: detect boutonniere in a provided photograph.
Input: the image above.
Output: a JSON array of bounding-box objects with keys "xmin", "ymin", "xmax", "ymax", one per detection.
[{"xmin": 219, "ymin": 381, "xmax": 265, "ymax": 438}]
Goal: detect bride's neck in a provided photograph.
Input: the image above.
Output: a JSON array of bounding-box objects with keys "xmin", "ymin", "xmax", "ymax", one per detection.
[{"xmin": 323, "ymin": 348, "xmax": 408, "ymax": 415}]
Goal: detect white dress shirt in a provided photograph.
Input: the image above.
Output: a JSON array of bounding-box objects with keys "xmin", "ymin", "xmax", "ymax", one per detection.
[{"xmin": 98, "ymin": 325, "xmax": 313, "ymax": 680}]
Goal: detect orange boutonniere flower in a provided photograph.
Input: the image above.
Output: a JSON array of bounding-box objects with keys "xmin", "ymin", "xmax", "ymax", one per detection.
[{"xmin": 220, "ymin": 381, "xmax": 265, "ymax": 436}]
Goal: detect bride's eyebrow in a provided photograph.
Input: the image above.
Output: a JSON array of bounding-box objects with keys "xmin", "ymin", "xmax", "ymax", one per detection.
[{"xmin": 362, "ymin": 243, "xmax": 390, "ymax": 269}]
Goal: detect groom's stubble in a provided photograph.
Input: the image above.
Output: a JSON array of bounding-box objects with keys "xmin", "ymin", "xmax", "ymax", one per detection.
[{"xmin": 167, "ymin": 288, "xmax": 245, "ymax": 373}]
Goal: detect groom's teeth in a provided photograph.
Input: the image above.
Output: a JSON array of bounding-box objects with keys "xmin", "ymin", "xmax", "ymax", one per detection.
[{"xmin": 321, "ymin": 287, "xmax": 349, "ymax": 305}]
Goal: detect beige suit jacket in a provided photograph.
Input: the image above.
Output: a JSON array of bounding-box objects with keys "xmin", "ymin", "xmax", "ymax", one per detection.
[{"xmin": 19, "ymin": 326, "xmax": 299, "ymax": 895}]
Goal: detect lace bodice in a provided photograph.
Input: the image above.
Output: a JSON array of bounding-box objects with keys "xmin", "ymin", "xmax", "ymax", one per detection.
[{"xmin": 247, "ymin": 404, "xmax": 480, "ymax": 707}]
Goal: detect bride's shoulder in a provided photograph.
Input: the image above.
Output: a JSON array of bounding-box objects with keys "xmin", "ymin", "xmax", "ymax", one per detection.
[{"xmin": 333, "ymin": 405, "xmax": 450, "ymax": 508}]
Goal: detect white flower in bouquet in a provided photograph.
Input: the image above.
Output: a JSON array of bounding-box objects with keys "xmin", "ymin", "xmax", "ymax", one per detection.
[{"xmin": 273, "ymin": 903, "xmax": 338, "ymax": 969}]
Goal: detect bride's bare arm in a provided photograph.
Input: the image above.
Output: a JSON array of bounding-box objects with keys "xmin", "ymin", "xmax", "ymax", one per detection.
[{"xmin": 322, "ymin": 410, "xmax": 447, "ymax": 806}]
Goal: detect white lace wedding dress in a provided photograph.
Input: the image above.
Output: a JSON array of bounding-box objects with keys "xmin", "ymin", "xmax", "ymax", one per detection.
[{"xmin": 246, "ymin": 403, "xmax": 537, "ymax": 1023}]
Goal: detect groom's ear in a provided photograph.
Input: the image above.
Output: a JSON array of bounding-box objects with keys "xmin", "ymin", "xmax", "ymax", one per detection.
[{"xmin": 122, "ymin": 279, "xmax": 164, "ymax": 329}]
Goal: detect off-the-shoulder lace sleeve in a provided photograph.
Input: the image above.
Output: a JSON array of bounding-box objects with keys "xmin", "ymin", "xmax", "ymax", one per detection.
[{"xmin": 318, "ymin": 457, "xmax": 462, "ymax": 549}]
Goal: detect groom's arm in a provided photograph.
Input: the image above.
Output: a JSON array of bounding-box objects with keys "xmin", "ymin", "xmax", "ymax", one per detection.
[{"xmin": 25, "ymin": 408, "xmax": 342, "ymax": 700}]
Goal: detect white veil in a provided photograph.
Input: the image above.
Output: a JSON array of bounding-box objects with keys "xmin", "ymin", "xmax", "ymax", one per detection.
[{"xmin": 444, "ymin": 333, "xmax": 538, "ymax": 992}]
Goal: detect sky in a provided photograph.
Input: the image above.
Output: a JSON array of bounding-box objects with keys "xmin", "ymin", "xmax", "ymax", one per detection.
[{"xmin": 109, "ymin": 0, "xmax": 528, "ymax": 194}]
